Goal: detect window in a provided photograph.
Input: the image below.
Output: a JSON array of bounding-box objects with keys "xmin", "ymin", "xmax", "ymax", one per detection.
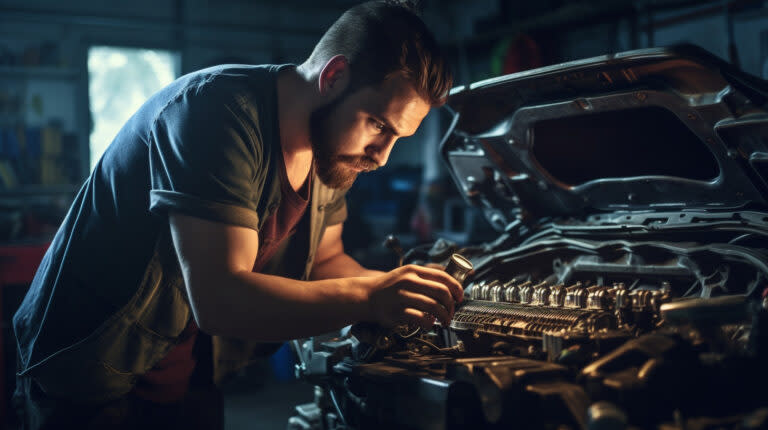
[{"xmin": 87, "ymin": 46, "xmax": 180, "ymax": 171}]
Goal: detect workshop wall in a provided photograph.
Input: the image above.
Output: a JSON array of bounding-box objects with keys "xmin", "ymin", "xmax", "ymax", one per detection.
[
  {"xmin": 0, "ymin": 0, "xmax": 344, "ymax": 75},
  {"xmin": 551, "ymin": 3, "xmax": 768, "ymax": 78},
  {"xmin": 647, "ymin": 4, "xmax": 766, "ymax": 77}
]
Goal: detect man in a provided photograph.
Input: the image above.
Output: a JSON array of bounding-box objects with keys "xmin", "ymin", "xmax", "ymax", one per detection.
[{"xmin": 13, "ymin": 1, "xmax": 458, "ymax": 429}]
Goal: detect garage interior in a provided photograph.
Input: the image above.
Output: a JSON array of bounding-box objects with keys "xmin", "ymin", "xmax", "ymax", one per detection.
[{"xmin": 0, "ymin": 0, "xmax": 766, "ymax": 429}]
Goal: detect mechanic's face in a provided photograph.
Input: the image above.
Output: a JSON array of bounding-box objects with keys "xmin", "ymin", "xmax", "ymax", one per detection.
[{"xmin": 309, "ymin": 74, "xmax": 431, "ymax": 189}]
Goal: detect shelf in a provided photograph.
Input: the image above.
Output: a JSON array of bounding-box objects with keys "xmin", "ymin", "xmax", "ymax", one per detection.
[{"xmin": 0, "ymin": 65, "xmax": 80, "ymax": 80}]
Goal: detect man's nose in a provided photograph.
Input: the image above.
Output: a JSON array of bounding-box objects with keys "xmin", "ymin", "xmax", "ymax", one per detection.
[{"xmin": 366, "ymin": 137, "xmax": 397, "ymax": 167}]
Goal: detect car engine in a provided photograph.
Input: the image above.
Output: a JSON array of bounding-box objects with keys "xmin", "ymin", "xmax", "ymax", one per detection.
[{"xmin": 289, "ymin": 45, "xmax": 768, "ymax": 430}]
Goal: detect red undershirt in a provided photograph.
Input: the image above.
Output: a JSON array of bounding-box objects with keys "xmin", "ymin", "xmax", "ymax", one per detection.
[{"xmin": 133, "ymin": 159, "xmax": 311, "ymax": 403}]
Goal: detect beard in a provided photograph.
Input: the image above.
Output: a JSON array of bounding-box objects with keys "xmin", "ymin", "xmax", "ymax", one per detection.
[{"xmin": 309, "ymin": 92, "xmax": 379, "ymax": 189}]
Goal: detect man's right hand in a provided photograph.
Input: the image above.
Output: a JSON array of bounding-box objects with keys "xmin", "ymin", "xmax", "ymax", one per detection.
[{"xmin": 363, "ymin": 264, "xmax": 464, "ymax": 330}]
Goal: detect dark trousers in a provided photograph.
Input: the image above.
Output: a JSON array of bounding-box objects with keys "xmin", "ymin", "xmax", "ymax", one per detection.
[{"xmin": 14, "ymin": 376, "xmax": 225, "ymax": 430}]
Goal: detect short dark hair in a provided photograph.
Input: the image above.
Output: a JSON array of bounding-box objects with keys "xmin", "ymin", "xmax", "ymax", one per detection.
[{"xmin": 307, "ymin": 0, "xmax": 453, "ymax": 106}]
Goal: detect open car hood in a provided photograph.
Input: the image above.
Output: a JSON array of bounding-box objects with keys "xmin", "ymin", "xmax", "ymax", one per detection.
[{"xmin": 440, "ymin": 44, "xmax": 768, "ymax": 231}]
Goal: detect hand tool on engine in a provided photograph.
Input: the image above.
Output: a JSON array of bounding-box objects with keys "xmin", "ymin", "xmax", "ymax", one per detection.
[{"xmin": 394, "ymin": 253, "xmax": 473, "ymax": 337}]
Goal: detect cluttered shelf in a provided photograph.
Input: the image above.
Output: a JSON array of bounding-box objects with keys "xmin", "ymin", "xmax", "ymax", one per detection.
[
  {"xmin": 1, "ymin": 41, "xmax": 84, "ymax": 244},
  {"xmin": 0, "ymin": 124, "xmax": 82, "ymax": 193}
]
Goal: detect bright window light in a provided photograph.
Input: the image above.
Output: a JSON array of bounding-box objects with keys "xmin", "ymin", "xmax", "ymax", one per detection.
[{"xmin": 88, "ymin": 46, "xmax": 180, "ymax": 171}]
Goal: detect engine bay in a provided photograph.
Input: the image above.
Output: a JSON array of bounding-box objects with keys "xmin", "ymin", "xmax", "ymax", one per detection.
[
  {"xmin": 290, "ymin": 218, "xmax": 768, "ymax": 430},
  {"xmin": 289, "ymin": 45, "xmax": 768, "ymax": 430}
]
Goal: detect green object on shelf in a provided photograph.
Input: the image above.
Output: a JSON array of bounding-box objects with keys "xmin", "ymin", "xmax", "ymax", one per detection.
[{"xmin": 30, "ymin": 93, "xmax": 43, "ymax": 116}]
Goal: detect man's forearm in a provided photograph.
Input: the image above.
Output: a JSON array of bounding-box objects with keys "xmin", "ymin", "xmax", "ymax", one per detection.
[
  {"xmin": 310, "ymin": 251, "xmax": 384, "ymax": 280},
  {"xmin": 191, "ymin": 270, "xmax": 371, "ymax": 342}
]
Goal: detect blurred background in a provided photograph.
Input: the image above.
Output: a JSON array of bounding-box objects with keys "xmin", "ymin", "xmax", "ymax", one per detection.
[{"xmin": 0, "ymin": 0, "xmax": 765, "ymax": 428}]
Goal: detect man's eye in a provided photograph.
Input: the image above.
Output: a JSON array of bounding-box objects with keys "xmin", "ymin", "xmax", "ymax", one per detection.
[{"xmin": 370, "ymin": 119, "xmax": 386, "ymax": 132}]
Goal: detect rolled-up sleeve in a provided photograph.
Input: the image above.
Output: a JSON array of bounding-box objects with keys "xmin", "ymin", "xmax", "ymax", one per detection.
[{"xmin": 148, "ymin": 86, "xmax": 263, "ymax": 231}]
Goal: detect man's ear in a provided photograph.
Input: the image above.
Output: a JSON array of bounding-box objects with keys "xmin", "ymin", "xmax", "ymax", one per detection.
[{"xmin": 318, "ymin": 55, "xmax": 350, "ymax": 96}]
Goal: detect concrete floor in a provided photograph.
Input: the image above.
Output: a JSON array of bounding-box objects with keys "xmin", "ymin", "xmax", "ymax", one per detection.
[{"xmin": 222, "ymin": 367, "xmax": 314, "ymax": 430}]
